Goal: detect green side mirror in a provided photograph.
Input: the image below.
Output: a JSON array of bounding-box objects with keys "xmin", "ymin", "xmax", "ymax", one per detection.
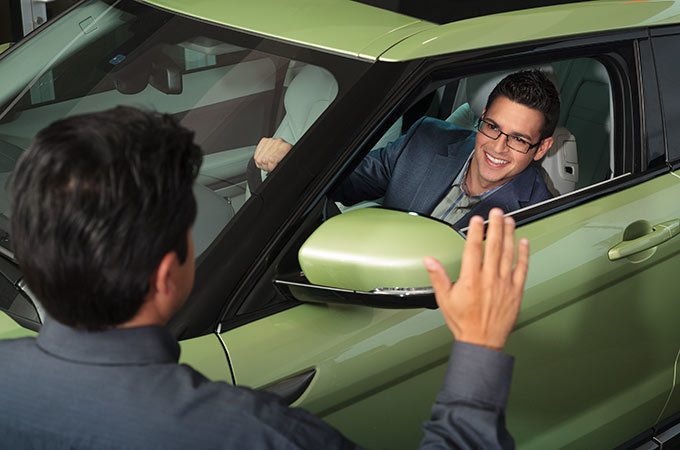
[{"xmin": 276, "ymin": 208, "xmax": 465, "ymax": 309}]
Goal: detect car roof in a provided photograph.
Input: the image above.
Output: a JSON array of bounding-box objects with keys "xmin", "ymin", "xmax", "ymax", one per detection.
[
  {"xmin": 140, "ymin": 0, "xmax": 436, "ymax": 61},
  {"xmin": 142, "ymin": 0, "xmax": 680, "ymax": 62}
]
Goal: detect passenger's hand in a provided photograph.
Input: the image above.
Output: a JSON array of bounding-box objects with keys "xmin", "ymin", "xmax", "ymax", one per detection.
[
  {"xmin": 254, "ymin": 137, "xmax": 292, "ymax": 172},
  {"xmin": 423, "ymin": 208, "xmax": 529, "ymax": 351}
]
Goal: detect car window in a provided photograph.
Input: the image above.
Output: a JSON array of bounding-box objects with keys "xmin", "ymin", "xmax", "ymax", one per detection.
[
  {"xmin": 650, "ymin": 30, "xmax": 680, "ymax": 164},
  {"xmin": 333, "ymin": 57, "xmax": 614, "ymax": 227},
  {"xmin": 0, "ymin": 0, "xmax": 370, "ymax": 259}
]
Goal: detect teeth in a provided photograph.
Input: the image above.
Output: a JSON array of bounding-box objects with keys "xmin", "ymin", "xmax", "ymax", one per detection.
[{"xmin": 486, "ymin": 152, "xmax": 508, "ymax": 165}]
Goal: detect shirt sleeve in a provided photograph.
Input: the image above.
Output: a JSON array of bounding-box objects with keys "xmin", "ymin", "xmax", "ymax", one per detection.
[{"xmin": 419, "ymin": 341, "xmax": 515, "ymax": 450}]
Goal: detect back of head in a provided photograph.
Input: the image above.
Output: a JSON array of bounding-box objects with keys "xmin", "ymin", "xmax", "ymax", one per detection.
[
  {"xmin": 9, "ymin": 106, "xmax": 202, "ymax": 331},
  {"xmin": 485, "ymin": 69, "xmax": 561, "ymax": 139}
]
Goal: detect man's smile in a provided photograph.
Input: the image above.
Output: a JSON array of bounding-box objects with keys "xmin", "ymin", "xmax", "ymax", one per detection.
[{"xmin": 484, "ymin": 151, "xmax": 510, "ymax": 166}]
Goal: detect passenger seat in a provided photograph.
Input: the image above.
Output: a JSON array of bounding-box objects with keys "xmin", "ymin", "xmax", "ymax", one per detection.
[{"xmin": 552, "ymin": 59, "xmax": 611, "ymax": 189}]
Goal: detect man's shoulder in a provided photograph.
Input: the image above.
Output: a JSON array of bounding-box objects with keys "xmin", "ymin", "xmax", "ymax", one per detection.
[
  {"xmin": 503, "ymin": 164, "xmax": 553, "ymax": 206},
  {"xmin": 415, "ymin": 116, "xmax": 476, "ymax": 138},
  {"xmin": 0, "ymin": 335, "xmax": 38, "ymax": 357},
  {"xmin": 398, "ymin": 117, "xmax": 475, "ymax": 159}
]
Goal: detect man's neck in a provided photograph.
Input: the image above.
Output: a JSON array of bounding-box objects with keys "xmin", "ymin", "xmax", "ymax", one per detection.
[
  {"xmin": 464, "ymin": 160, "xmax": 500, "ymax": 196},
  {"xmin": 117, "ymin": 295, "xmax": 169, "ymax": 329}
]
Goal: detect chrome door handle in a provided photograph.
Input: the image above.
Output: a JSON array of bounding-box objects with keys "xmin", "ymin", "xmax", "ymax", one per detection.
[{"xmin": 608, "ymin": 220, "xmax": 680, "ymax": 261}]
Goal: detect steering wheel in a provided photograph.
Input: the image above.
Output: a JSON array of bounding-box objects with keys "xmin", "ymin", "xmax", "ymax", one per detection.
[{"xmin": 246, "ymin": 157, "xmax": 264, "ymax": 194}]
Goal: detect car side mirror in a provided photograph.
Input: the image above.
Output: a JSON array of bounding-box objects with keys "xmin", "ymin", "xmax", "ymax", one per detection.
[{"xmin": 275, "ymin": 208, "xmax": 465, "ymax": 309}]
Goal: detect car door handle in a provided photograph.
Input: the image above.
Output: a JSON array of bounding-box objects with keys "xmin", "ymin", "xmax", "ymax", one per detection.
[
  {"xmin": 608, "ymin": 219, "xmax": 680, "ymax": 261},
  {"xmin": 260, "ymin": 369, "xmax": 316, "ymax": 405}
]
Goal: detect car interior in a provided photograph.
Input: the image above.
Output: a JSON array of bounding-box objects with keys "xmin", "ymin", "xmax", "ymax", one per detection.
[{"xmin": 325, "ymin": 57, "xmax": 613, "ymax": 219}]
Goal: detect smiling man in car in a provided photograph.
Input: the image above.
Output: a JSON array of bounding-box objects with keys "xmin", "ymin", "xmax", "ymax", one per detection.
[{"xmin": 255, "ymin": 69, "xmax": 559, "ymax": 228}]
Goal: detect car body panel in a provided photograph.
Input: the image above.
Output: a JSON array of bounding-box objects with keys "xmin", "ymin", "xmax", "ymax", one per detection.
[
  {"xmin": 505, "ymin": 171, "xmax": 680, "ymax": 448},
  {"xmin": 224, "ymin": 172, "xmax": 680, "ymax": 449},
  {"xmin": 178, "ymin": 333, "xmax": 234, "ymax": 384},
  {"xmin": 0, "ymin": 311, "xmax": 35, "ymax": 340},
  {"xmin": 220, "ymin": 303, "xmax": 449, "ymax": 448},
  {"xmin": 141, "ymin": 0, "xmax": 434, "ymax": 60},
  {"xmin": 380, "ymin": 0, "xmax": 680, "ymax": 62}
]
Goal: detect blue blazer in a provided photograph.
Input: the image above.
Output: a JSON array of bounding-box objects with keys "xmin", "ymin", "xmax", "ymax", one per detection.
[{"xmin": 332, "ymin": 117, "xmax": 552, "ymax": 228}]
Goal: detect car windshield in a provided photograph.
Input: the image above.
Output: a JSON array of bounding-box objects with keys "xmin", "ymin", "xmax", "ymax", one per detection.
[{"xmin": 0, "ymin": 0, "xmax": 370, "ymax": 259}]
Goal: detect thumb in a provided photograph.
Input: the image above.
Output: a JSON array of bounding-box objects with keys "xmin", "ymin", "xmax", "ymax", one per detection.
[{"xmin": 424, "ymin": 256, "xmax": 453, "ymax": 300}]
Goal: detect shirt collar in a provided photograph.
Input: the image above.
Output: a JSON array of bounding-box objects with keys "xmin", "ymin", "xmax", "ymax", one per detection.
[
  {"xmin": 37, "ymin": 318, "xmax": 181, "ymax": 365},
  {"xmin": 455, "ymin": 151, "xmax": 504, "ymax": 199}
]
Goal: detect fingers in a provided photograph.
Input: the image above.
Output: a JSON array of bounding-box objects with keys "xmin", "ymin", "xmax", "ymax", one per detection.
[
  {"xmin": 459, "ymin": 215, "xmax": 484, "ymax": 279},
  {"xmin": 481, "ymin": 208, "xmax": 505, "ymax": 277},
  {"xmin": 512, "ymin": 238, "xmax": 530, "ymax": 291},
  {"xmin": 423, "ymin": 256, "xmax": 453, "ymax": 307},
  {"xmin": 498, "ymin": 216, "xmax": 516, "ymax": 277},
  {"xmin": 254, "ymin": 138, "xmax": 291, "ymax": 172}
]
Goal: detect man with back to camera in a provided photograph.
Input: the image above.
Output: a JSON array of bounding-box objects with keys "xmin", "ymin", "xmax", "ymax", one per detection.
[
  {"xmin": 254, "ymin": 69, "xmax": 560, "ymax": 228},
  {"xmin": 0, "ymin": 106, "xmax": 528, "ymax": 449}
]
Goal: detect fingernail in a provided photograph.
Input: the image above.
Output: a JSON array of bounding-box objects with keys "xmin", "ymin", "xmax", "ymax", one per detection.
[
  {"xmin": 423, "ymin": 257, "xmax": 436, "ymax": 270},
  {"xmin": 490, "ymin": 208, "xmax": 503, "ymax": 217},
  {"xmin": 470, "ymin": 216, "xmax": 483, "ymax": 224}
]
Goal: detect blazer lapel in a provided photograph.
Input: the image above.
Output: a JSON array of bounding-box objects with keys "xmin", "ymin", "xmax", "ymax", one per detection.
[{"xmin": 408, "ymin": 140, "xmax": 473, "ymax": 214}]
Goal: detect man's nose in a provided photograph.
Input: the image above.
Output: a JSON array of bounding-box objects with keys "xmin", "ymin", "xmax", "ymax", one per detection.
[{"xmin": 492, "ymin": 133, "xmax": 510, "ymax": 153}]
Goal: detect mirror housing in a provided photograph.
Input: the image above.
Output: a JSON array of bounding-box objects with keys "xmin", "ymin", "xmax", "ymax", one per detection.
[{"xmin": 276, "ymin": 208, "xmax": 465, "ymax": 309}]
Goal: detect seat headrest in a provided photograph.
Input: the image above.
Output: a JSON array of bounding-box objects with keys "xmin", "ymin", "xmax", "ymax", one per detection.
[
  {"xmin": 277, "ymin": 65, "xmax": 338, "ymax": 144},
  {"xmin": 467, "ymin": 65, "xmax": 560, "ymax": 117}
]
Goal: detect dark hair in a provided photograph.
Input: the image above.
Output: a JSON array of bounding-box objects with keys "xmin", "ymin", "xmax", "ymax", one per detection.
[
  {"xmin": 485, "ymin": 69, "xmax": 561, "ymax": 140},
  {"xmin": 9, "ymin": 106, "xmax": 202, "ymax": 330}
]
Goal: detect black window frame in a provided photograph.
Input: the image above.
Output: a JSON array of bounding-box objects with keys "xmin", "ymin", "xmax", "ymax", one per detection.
[{"xmin": 648, "ymin": 25, "xmax": 680, "ymax": 167}]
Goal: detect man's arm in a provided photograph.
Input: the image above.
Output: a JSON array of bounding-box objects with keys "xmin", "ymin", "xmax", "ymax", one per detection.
[
  {"xmin": 254, "ymin": 118, "xmax": 430, "ymax": 206},
  {"xmin": 420, "ymin": 208, "xmax": 529, "ymax": 449}
]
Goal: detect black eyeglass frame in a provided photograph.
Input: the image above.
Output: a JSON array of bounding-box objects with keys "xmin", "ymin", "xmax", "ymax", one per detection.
[{"xmin": 476, "ymin": 117, "xmax": 543, "ymax": 154}]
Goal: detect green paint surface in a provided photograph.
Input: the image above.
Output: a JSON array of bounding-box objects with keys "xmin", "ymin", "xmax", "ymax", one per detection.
[
  {"xmin": 299, "ymin": 208, "xmax": 464, "ymax": 291},
  {"xmin": 142, "ymin": 0, "xmax": 431, "ymax": 60}
]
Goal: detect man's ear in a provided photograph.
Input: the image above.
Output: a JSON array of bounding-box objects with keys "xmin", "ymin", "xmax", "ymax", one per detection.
[
  {"xmin": 150, "ymin": 251, "xmax": 179, "ymax": 298},
  {"xmin": 534, "ymin": 136, "xmax": 553, "ymax": 161}
]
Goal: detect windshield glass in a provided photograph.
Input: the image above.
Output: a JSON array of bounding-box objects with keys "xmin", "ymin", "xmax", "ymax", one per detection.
[{"xmin": 0, "ymin": 0, "xmax": 370, "ymax": 258}]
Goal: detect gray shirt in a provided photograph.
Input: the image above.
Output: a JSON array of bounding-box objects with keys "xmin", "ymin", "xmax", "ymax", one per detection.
[{"xmin": 0, "ymin": 319, "xmax": 514, "ymax": 449}]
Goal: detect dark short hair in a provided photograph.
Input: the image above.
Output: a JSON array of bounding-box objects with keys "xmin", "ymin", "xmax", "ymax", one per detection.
[
  {"xmin": 485, "ymin": 69, "xmax": 561, "ymax": 140},
  {"xmin": 9, "ymin": 106, "xmax": 202, "ymax": 330}
]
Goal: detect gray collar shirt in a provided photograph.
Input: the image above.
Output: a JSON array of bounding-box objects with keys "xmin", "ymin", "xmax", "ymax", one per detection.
[{"xmin": 0, "ymin": 317, "xmax": 514, "ymax": 449}]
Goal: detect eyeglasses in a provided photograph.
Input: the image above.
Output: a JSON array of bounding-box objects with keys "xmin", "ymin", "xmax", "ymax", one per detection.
[{"xmin": 476, "ymin": 118, "xmax": 542, "ymax": 154}]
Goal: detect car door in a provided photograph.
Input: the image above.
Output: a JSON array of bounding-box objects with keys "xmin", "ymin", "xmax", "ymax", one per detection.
[
  {"xmin": 217, "ymin": 32, "xmax": 680, "ymax": 450},
  {"xmin": 632, "ymin": 27, "xmax": 680, "ymax": 446}
]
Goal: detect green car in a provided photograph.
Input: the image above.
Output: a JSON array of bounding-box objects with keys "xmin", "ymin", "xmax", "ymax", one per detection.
[{"xmin": 2, "ymin": 0, "xmax": 680, "ymax": 447}]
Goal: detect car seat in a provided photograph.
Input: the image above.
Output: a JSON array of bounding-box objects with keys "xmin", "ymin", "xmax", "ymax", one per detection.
[{"xmin": 552, "ymin": 59, "xmax": 611, "ymax": 189}]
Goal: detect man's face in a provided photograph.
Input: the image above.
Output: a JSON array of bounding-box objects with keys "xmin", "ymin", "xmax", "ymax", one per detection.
[{"xmin": 467, "ymin": 95, "xmax": 553, "ymax": 194}]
